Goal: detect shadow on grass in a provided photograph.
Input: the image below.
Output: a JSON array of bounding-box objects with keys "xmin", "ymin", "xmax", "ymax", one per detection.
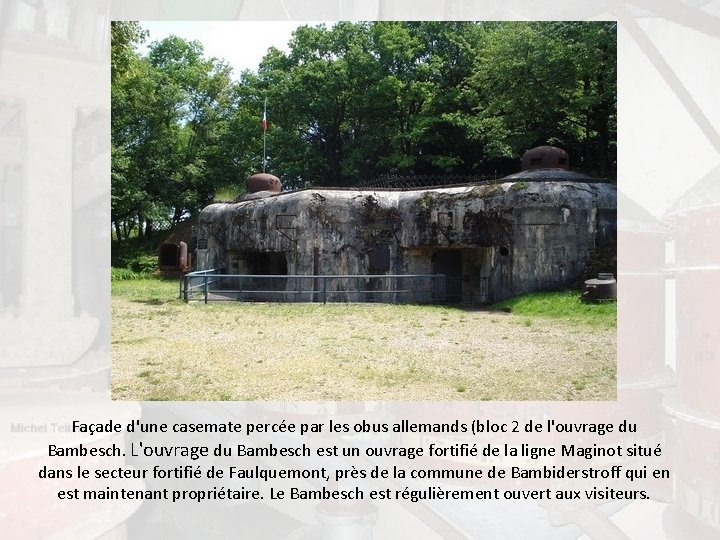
[{"xmin": 130, "ymin": 298, "xmax": 171, "ymax": 306}]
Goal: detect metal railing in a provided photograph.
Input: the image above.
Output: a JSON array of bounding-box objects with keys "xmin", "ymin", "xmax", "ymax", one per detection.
[{"xmin": 181, "ymin": 270, "xmax": 447, "ymax": 305}]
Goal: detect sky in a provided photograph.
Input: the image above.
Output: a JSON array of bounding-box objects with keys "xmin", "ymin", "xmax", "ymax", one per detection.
[{"xmin": 138, "ymin": 21, "xmax": 326, "ymax": 76}]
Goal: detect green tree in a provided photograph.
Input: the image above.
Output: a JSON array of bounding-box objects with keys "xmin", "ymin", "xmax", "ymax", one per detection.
[
  {"xmin": 146, "ymin": 36, "xmax": 234, "ymax": 221},
  {"xmin": 111, "ymin": 21, "xmax": 149, "ymax": 240},
  {"xmin": 111, "ymin": 21, "xmax": 148, "ymax": 83},
  {"xmin": 399, "ymin": 21, "xmax": 485, "ymax": 173},
  {"xmin": 111, "ymin": 32, "xmax": 234, "ymax": 238},
  {"xmin": 257, "ymin": 23, "xmax": 380, "ymax": 187},
  {"xmin": 461, "ymin": 21, "xmax": 616, "ymax": 177},
  {"xmin": 112, "ymin": 21, "xmax": 617, "ymax": 241}
]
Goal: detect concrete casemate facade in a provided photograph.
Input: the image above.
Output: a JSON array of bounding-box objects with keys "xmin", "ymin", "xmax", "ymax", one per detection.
[{"xmin": 195, "ymin": 148, "xmax": 616, "ymax": 304}]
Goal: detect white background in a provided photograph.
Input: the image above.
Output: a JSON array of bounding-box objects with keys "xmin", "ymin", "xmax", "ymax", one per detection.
[{"xmin": 1, "ymin": 1, "xmax": 719, "ymax": 538}]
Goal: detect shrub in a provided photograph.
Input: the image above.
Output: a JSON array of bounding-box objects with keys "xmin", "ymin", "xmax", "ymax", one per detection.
[
  {"xmin": 111, "ymin": 267, "xmax": 140, "ymax": 281},
  {"xmin": 129, "ymin": 254, "xmax": 158, "ymax": 274}
]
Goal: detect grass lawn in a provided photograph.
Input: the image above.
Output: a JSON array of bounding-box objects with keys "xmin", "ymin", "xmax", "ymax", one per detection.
[{"xmin": 111, "ymin": 278, "xmax": 616, "ymax": 401}]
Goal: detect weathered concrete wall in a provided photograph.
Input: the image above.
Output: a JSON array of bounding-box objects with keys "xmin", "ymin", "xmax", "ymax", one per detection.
[{"xmin": 196, "ymin": 180, "xmax": 616, "ymax": 303}]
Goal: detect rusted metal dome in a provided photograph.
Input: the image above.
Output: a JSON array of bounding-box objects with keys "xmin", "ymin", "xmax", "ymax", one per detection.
[
  {"xmin": 521, "ymin": 146, "xmax": 570, "ymax": 171},
  {"xmin": 246, "ymin": 173, "xmax": 282, "ymax": 194}
]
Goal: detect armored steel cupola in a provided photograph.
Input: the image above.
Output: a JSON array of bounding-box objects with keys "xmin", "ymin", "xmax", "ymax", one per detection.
[
  {"xmin": 521, "ymin": 145, "xmax": 570, "ymax": 171},
  {"xmin": 246, "ymin": 172, "xmax": 282, "ymax": 193},
  {"xmin": 502, "ymin": 145, "xmax": 591, "ymax": 182}
]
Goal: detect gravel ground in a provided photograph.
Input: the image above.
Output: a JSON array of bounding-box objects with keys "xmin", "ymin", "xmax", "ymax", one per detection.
[{"xmin": 112, "ymin": 300, "xmax": 615, "ymax": 401}]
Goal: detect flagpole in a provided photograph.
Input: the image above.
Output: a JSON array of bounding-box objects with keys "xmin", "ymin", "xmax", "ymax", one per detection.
[{"xmin": 262, "ymin": 98, "xmax": 267, "ymax": 173}]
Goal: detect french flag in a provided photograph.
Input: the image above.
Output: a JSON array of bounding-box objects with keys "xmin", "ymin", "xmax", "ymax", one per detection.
[{"xmin": 262, "ymin": 98, "xmax": 268, "ymax": 131}]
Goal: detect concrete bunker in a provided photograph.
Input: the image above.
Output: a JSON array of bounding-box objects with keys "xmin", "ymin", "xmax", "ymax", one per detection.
[{"xmin": 193, "ymin": 147, "xmax": 616, "ymax": 304}]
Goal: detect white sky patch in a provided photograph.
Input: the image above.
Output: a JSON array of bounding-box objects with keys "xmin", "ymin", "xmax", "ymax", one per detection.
[{"xmin": 137, "ymin": 21, "xmax": 332, "ymax": 76}]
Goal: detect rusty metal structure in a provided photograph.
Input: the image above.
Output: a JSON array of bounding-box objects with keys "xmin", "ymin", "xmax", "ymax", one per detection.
[
  {"xmin": 521, "ymin": 145, "xmax": 570, "ymax": 171},
  {"xmin": 245, "ymin": 172, "xmax": 282, "ymax": 194},
  {"xmin": 582, "ymin": 272, "xmax": 617, "ymax": 302},
  {"xmin": 158, "ymin": 241, "xmax": 191, "ymax": 273}
]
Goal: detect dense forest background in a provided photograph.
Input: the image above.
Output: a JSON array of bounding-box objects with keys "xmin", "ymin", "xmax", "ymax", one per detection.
[{"xmin": 112, "ymin": 21, "xmax": 616, "ymax": 241}]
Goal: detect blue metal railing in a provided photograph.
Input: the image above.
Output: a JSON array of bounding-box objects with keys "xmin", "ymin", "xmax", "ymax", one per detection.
[{"xmin": 181, "ymin": 271, "xmax": 447, "ymax": 305}]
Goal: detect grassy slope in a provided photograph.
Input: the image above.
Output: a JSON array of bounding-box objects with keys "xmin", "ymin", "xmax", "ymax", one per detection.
[{"xmin": 493, "ymin": 291, "xmax": 616, "ymax": 329}]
